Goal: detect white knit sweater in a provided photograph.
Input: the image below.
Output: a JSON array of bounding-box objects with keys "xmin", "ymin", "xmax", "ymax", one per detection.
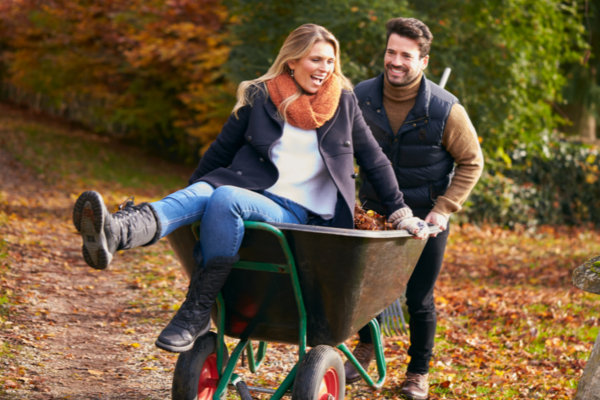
[{"xmin": 266, "ymin": 122, "xmax": 338, "ymax": 219}]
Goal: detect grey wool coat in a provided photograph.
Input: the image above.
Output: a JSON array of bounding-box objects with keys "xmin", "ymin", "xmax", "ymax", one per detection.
[{"xmin": 188, "ymin": 87, "xmax": 407, "ymax": 229}]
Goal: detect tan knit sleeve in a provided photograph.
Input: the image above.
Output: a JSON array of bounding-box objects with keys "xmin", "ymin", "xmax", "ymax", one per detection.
[{"xmin": 432, "ymin": 104, "xmax": 484, "ymax": 218}]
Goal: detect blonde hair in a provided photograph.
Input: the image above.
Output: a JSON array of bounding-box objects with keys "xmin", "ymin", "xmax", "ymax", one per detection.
[{"xmin": 232, "ymin": 24, "xmax": 353, "ymax": 119}]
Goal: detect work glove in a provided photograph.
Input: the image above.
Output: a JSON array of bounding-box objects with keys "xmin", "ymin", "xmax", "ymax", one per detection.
[{"xmin": 388, "ymin": 207, "xmax": 429, "ymax": 240}]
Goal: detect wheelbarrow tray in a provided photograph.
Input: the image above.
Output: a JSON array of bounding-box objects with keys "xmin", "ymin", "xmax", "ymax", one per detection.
[{"xmin": 167, "ymin": 223, "xmax": 428, "ymax": 348}]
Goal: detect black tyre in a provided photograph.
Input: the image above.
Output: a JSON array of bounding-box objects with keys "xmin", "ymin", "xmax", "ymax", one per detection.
[
  {"xmin": 171, "ymin": 332, "xmax": 229, "ymax": 400},
  {"xmin": 292, "ymin": 345, "xmax": 345, "ymax": 400}
]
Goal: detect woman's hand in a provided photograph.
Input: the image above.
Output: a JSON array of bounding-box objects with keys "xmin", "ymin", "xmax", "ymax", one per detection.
[{"xmin": 388, "ymin": 207, "xmax": 429, "ymax": 240}]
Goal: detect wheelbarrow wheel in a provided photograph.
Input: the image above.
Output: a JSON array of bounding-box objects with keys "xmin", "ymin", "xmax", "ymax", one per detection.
[
  {"xmin": 292, "ymin": 345, "xmax": 345, "ymax": 400},
  {"xmin": 171, "ymin": 332, "xmax": 229, "ymax": 400}
]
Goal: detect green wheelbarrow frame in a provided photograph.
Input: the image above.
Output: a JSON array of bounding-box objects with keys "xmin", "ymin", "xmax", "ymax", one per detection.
[
  {"xmin": 211, "ymin": 222, "xmax": 387, "ymax": 399},
  {"xmin": 168, "ymin": 220, "xmax": 434, "ymax": 398}
]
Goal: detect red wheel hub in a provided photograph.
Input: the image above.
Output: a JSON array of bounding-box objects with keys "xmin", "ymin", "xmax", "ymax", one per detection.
[
  {"xmin": 318, "ymin": 367, "xmax": 340, "ymax": 400},
  {"xmin": 198, "ymin": 353, "xmax": 219, "ymax": 400}
]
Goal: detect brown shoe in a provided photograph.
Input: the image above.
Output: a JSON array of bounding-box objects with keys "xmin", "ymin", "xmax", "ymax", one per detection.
[
  {"xmin": 400, "ymin": 372, "xmax": 429, "ymax": 399},
  {"xmin": 343, "ymin": 342, "xmax": 375, "ymax": 383}
]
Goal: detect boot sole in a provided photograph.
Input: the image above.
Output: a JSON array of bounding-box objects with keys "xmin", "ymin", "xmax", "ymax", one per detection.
[
  {"xmin": 73, "ymin": 191, "xmax": 112, "ymax": 270},
  {"xmin": 154, "ymin": 320, "xmax": 212, "ymax": 353}
]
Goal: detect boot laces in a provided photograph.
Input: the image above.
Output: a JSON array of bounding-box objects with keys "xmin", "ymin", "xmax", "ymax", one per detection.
[
  {"xmin": 183, "ymin": 266, "xmax": 204, "ymax": 307},
  {"xmin": 114, "ymin": 197, "xmax": 143, "ymax": 220},
  {"xmin": 118, "ymin": 196, "xmax": 135, "ymax": 211}
]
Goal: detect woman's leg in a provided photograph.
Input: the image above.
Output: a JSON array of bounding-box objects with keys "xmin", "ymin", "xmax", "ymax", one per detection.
[
  {"xmin": 155, "ymin": 187, "xmax": 308, "ymax": 353},
  {"xmin": 150, "ymin": 181, "xmax": 214, "ymax": 238},
  {"xmin": 199, "ymin": 187, "xmax": 307, "ymax": 260}
]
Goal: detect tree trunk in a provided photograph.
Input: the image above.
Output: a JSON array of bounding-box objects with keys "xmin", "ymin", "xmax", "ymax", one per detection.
[{"xmin": 581, "ymin": 105, "xmax": 597, "ymax": 142}]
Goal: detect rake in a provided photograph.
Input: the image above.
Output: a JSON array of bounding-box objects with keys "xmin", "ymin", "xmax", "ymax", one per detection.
[
  {"xmin": 380, "ymin": 296, "xmax": 408, "ymax": 336},
  {"xmin": 380, "ymin": 68, "xmax": 452, "ymax": 336}
]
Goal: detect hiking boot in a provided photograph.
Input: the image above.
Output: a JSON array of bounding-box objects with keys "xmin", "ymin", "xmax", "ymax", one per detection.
[
  {"xmin": 155, "ymin": 255, "xmax": 239, "ymax": 353},
  {"xmin": 400, "ymin": 372, "xmax": 429, "ymax": 399},
  {"xmin": 344, "ymin": 342, "xmax": 375, "ymax": 383},
  {"xmin": 73, "ymin": 191, "xmax": 160, "ymax": 270}
]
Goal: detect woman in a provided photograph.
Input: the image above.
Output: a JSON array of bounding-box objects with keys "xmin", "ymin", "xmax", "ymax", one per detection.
[{"xmin": 72, "ymin": 24, "xmax": 428, "ymax": 353}]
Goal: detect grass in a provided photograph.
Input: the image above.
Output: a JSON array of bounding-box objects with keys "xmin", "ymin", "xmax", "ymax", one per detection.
[{"xmin": 1, "ymin": 117, "xmax": 191, "ymax": 206}]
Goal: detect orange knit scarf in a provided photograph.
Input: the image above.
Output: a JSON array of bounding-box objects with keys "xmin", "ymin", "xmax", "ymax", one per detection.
[{"xmin": 266, "ymin": 73, "xmax": 342, "ymax": 130}]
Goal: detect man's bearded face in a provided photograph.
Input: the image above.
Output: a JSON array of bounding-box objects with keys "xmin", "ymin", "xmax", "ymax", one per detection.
[{"xmin": 384, "ymin": 33, "xmax": 428, "ymax": 87}]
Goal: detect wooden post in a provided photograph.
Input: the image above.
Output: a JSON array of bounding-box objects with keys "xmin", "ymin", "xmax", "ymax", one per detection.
[{"xmin": 573, "ymin": 255, "xmax": 600, "ymax": 400}]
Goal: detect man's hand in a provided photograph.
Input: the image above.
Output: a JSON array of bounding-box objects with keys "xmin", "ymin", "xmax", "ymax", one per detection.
[
  {"xmin": 424, "ymin": 211, "xmax": 448, "ymax": 237},
  {"xmin": 397, "ymin": 217, "xmax": 429, "ymax": 240},
  {"xmin": 388, "ymin": 207, "xmax": 429, "ymax": 240}
]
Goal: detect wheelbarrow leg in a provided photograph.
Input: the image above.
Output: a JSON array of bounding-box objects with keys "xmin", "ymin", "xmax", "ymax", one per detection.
[
  {"xmin": 246, "ymin": 341, "xmax": 268, "ymax": 373},
  {"xmin": 337, "ymin": 318, "xmax": 387, "ymax": 389},
  {"xmin": 208, "ymin": 222, "xmax": 309, "ymax": 400},
  {"xmin": 214, "ymin": 338, "xmax": 249, "ymax": 400}
]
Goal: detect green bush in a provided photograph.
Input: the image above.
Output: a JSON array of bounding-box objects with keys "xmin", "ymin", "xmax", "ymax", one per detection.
[
  {"xmin": 409, "ymin": 0, "xmax": 586, "ymax": 154},
  {"xmin": 459, "ymin": 171, "xmax": 539, "ymax": 227},
  {"xmin": 462, "ymin": 137, "xmax": 600, "ymax": 227}
]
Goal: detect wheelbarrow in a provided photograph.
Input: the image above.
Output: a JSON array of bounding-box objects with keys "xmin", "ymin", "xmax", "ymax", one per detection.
[{"xmin": 166, "ymin": 221, "xmax": 436, "ymax": 400}]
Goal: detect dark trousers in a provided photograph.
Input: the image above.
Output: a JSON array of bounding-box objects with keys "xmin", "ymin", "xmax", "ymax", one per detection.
[{"xmin": 358, "ymin": 225, "xmax": 450, "ymax": 375}]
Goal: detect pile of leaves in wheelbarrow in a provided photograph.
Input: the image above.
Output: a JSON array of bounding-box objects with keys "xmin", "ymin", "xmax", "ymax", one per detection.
[{"xmin": 354, "ymin": 203, "xmax": 394, "ymax": 230}]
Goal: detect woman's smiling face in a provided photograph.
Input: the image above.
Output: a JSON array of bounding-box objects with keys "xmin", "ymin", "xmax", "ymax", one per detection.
[{"xmin": 287, "ymin": 41, "xmax": 336, "ymax": 94}]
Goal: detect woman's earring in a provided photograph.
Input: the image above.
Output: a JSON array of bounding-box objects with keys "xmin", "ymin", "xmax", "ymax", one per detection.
[{"xmin": 290, "ymin": 69, "xmax": 295, "ymax": 78}]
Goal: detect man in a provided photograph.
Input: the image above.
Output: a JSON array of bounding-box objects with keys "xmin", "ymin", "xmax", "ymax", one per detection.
[{"xmin": 346, "ymin": 17, "xmax": 484, "ymax": 399}]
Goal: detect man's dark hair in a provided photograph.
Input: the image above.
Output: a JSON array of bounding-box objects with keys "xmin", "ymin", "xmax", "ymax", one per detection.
[{"xmin": 386, "ymin": 18, "xmax": 433, "ymax": 58}]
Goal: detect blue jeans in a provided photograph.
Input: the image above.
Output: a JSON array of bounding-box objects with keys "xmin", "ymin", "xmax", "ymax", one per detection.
[{"xmin": 150, "ymin": 182, "xmax": 309, "ymax": 261}]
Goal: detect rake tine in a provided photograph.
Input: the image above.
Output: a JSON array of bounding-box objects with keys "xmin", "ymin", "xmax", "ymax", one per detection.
[
  {"xmin": 382, "ymin": 303, "xmax": 393, "ymax": 337},
  {"xmin": 387, "ymin": 301, "xmax": 397, "ymax": 336},
  {"xmin": 391, "ymin": 299, "xmax": 402, "ymax": 336},
  {"xmin": 388, "ymin": 309, "xmax": 395, "ymax": 336},
  {"xmin": 398, "ymin": 300, "xmax": 408, "ymax": 336},
  {"xmin": 393, "ymin": 299, "xmax": 408, "ymax": 336},
  {"xmin": 381, "ymin": 307, "xmax": 391, "ymax": 337},
  {"xmin": 382, "ymin": 300, "xmax": 396, "ymax": 337},
  {"xmin": 381, "ymin": 298, "xmax": 409, "ymax": 337},
  {"xmin": 386, "ymin": 306, "xmax": 394, "ymax": 337}
]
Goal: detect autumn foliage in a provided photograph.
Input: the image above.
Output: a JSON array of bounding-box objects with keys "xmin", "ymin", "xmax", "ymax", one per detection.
[
  {"xmin": 354, "ymin": 203, "xmax": 393, "ymax": 230},
  {"xmin": 0, "ymin": 0, "xmax": 234, "ymax": 162}
]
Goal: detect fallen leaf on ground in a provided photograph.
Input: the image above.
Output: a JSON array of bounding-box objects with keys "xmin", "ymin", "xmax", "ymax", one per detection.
[{"xmin": 87, "ymin": 370, "xmax": 103, "ymax": 376}]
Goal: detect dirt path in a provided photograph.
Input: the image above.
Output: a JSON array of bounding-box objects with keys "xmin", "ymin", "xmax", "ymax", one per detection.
[{"xmin": 0, "ymin": 149, "xmax": 183, "ymax": 399}]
